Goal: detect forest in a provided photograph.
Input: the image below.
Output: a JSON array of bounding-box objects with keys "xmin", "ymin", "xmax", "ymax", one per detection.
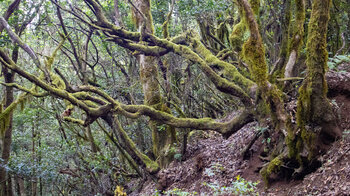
[{"xmin": 0, "ymin": 0, "xmax": 350, "ymax": 195}]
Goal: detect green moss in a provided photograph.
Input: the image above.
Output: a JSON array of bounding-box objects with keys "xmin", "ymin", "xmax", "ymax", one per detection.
[
  {"xmin": 141, "ymin": 153, "xmax": 159, "ymax": 174},
  {"xmin": 112, "ymin": 117, "xmax": 159, "ymax": 173},
  {"xmin": 255, "ymin": 100, "xmax": 270, "ymax": 118},
  {"xmin": 301, "ymin": 128, "xmax": 316, "ymax": 160},
  {"xmin": 249, "ymin": 0, "xmax": 260, "ymax": 16},
  {"xmin": 288, "ymin": 0, "xmax": 305, "ymax": 52},
  {"xmin": 285, "ymin": 124, "xmax": 302, "ymax": 164},
  {"xmin": 0, "ymin": 95, "xmax": 28, "ymax": 137},
  {"xmin": 51, "ymin": 73, "xmax": 66, "ymax": 89},
  {"xmin": 230, "ymin": 22, "xmax": 246, "ymax": 52},
  {"xmin": 242, "ymin": 38, "xmax": 267, "ymax": 87},
  {"xmin": 296, "ymin": 85, "xmax": 311, "ymax": 127},
  {"xmin": 295, "ymin": 0, "xmax": 333, "ymax": 163},
  {"xmin": 285, "ymin": 128, "xmax": 296, "ymax": 158},
  {"xmin": 230, "ymin": 0, "xmax": 260, "ymax": 52},
  {"xmin": 192, "ymin": 36, "xmax": 255, "ymax": 91},
  {"xmin": 217, "ymin": 21, "xmax": 229, "ymax": 44},
  {"xmin": 260, "ymin": 156, "xmax": 283, "ymax": 186}
]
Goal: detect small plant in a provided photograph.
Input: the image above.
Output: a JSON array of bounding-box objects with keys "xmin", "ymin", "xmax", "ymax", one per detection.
[
  {"xmin": 153, "ymin": 188, "xmax": 198, "ymax": 196},
  {"xmin": 343, "ymin": 129, "xmax": 350, "ymax": 139},
  {"xmin": 157, "ymin": 124, "xmax": 166, "ymax": 131},
  {"xmin": 164, "ymin": 188, "xmax": 198, "ymax": 196},
  {"xmin": 174, "ymin": 153, "xmax": 183, "ymax": 161},
  {"xmin": 114, "ymin": 186, "xmax": 127, "ymax": 196},
  {"xmin": 203, "ymin": 175, "xmax": 259, "ymax": 196},
  {"xmin": 327, "ymin": 54, "xmax": 350, "ymax": 70},
  {"xmin": 204, "ymin": 162, "xmax": 225, "ymax": 177}
]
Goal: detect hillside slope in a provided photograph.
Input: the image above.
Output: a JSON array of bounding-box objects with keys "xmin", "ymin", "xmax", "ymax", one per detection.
[{"xmin": 129, "ymin": 68, "xmax": 350, "ymax": 196}]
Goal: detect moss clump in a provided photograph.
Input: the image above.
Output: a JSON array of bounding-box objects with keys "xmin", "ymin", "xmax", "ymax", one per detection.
[
  {"xmin": 141, "ymin": 153, "xmax": 159, "ymax": 174},
  {"xmin": 217, "ymin": 21, "xmax": 229, "ymax": 44},
  {"xmin": 285, "ymin": 128, "xmax": 303, "ymax": 164},
  {"xmin": 296, "ymin": 85, "xmax": 311, "ymax": 124},
  {"xmin": 191, "ymin": 35, "xmax": 255, "ymax": 92},
  {"xmin": 230, "ymin": 22, "xmax": 246, "ymax": 52},
  {"xmin": 260, "ymin": 156, "xmax": 283, "ymax": 186}
]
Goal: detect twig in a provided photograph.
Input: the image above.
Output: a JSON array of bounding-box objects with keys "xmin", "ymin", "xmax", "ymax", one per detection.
[{"xmin": 277, "ymin": 77, "xmax": 304, "ymax": 82}]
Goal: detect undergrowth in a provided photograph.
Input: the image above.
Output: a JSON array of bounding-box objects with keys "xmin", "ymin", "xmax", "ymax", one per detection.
[{"xmin": 152, "ymin": 175, "xmax": 259, "ymax": 196}]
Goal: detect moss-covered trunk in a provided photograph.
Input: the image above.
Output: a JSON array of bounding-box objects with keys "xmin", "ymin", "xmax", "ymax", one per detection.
[
  {"xmin": 0, "ymin": 68, "xmax": 15, "ymax": 196},
  {"xmin": 296, "ymin": 0, "xmax": 341, "ymax": 159},
  {"xmin": 132, "ymin": 0, "xmax": 176, "ymax": 168},
  {"xmin": 270, "ymin": 0, "xmax": 291, "ymax": 80},
  {"xmin": 0, "ymin": 48, "xmax": 17, "ymax": 196},
  {"xmin": 259, "ymin": 0, "xmax": 342, "ymax": 185},
  {"xmin": 230, "ymin": 0, "xmax": 260, "ymax": 52},
  {"xmin": 0, "ymin": 3, "xmax": 20, "ymax": 194}
]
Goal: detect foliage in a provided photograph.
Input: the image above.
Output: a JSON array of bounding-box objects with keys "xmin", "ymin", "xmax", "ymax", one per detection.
[
  {"xmin": 204, "ymin": 162, "xmax": 225, "ymax": 177},
  {"xmin": 328, "ymin": 55, "xmax": 350, "ymax": 70},
  {"xmin": 160, "ymin": 188, "xmax": 198, "ymax": 196},
  {"xmin": 114, "ymin": 185, "xmax": 127, "ymax": 196},
  {"xmin": 203, "ymin": 175, "xmax": 259, "ymax": 196}
]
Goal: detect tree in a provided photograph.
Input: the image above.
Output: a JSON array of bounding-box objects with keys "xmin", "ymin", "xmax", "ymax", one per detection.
[
  {"xmin": 0, "ymin": 0, "xmax": 43, "ymax": 194},
  {"xmin": 0, "ymin": 0, "xmax": 343, "ymax": 192}
]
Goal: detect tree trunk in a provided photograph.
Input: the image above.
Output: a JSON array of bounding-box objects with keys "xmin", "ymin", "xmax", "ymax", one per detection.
[
  {"xmin": 31, "ymin": 119, "xmax": 37, "ymax": 196},
  {"xmin": 0, "ymin": 47, "xmax": 18, "ymax": 196},
  {"xmin": 103, "ymin": 114, "xmax": 159, "ymax": 174},
  {"xmin": 16, "ymin": 176, "xmax": 26, "ymax": 196},
  {"xmin": 260, "ymin": 0, "xmax": 342, "ymax": 185},
  {"xmin": 296, "ymin": 0, "xmax": 342, "ymax": 156},
  {"xmin": 132, "ymin": 0, "xmax": 177, "ymax": 168},
  {"xmin": 283, "ymin": 0, "xmax": 305, "ymax": 87}
]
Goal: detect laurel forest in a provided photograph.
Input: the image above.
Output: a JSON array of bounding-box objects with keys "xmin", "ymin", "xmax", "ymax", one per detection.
[{"xmin": 0, "ymin": 0, "xmax": 349, "ymax": 195}]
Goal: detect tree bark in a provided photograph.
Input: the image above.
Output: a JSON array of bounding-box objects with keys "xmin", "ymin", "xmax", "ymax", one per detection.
[
  {"xmin": 284, "ymin": 0, "xmax": 305, "ymax": 87},
  {"xmin": 132, "ymin": 0, "xmax": 177, "ymax": 168},
  {"xmin": 297, "ymin": 0, "xmax": 342, "ymax": 156},
  {"xmin": 0, "ymin": 2, "xmax": 21, "ymax": 195}
]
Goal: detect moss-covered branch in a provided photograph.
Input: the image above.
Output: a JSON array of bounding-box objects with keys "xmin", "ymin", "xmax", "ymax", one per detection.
[
  {"xmin": 113, "ymin": 116, "xmax": 159, "ymax": 173},
  {"xmin": 0, "ymin": 48, "xmax": 94, "ymax": 114},
  {"xmin": 146, "ymin": 33, "xmax": 254, "ymax": 106},
  {"xmin": 0, "ymin": 47, "xmax": 254, "ymax": 139},
  {"xmin": 0, "ymin": 82, "xmax": 48, "ymax": 97},
  {"xmin": 68, "ymin": 1, "xmax": 256, "ymax": 104},
  {"xmin": 63, "ymin": 117, "xmax": 85, "ymax": 125}
]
